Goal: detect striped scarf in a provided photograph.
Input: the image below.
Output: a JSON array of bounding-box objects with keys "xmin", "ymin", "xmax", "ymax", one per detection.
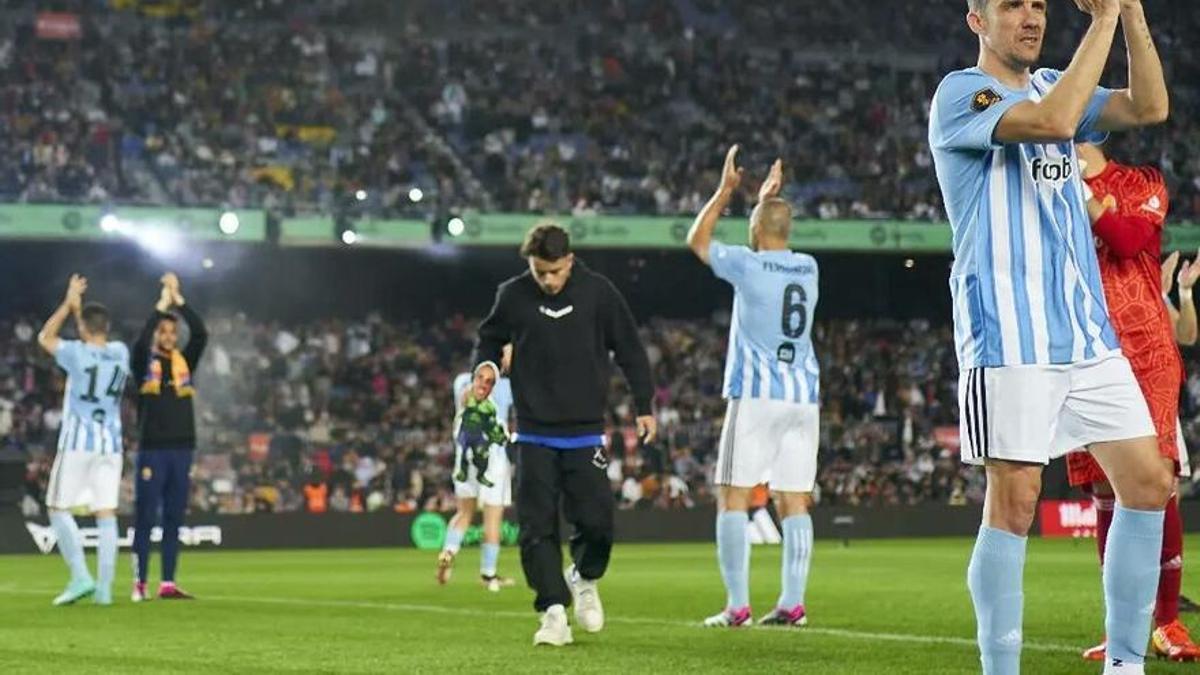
[{"xmin": 140, "ymin": 350, "xmax": 194, "ymax": 398}]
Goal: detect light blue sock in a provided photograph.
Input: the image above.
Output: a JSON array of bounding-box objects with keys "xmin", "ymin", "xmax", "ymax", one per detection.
[
  {"xmin": 716, "ymin": 511, "xmax": 750, "ymax": 609},
  {"xmin": 967, "ymin": 526, "xmax": 1026, "ymax": 675},
  {"xmin": 443, "ymin": 527, "xmax": 465, "ymax": 555},
  {"xmin": 96, "ymin": 516, "xmax": 117, "ymax": 593},
  {"xmin": 1104, "ymin": 505, "xmax": 1164, "ymax": 667},
  {"xmin": 778, "ymin": 514, "xmax": 813, "ymax": 608},
  {"xmin": 49, "ymin": 511, "xmax": 91, "ymax": 584},
  {"xmin": 480, "ymin": 543, "xmax": 500, "ymax": 577}
]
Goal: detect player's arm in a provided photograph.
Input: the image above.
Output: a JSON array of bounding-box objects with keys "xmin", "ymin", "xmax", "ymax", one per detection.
[
  {"xmin": 1087, "ymin": 206, "xmax": 1159, "ymax": 259},
  {"xmin": 601, "ymin": 279, "xmax": 656, "ymax": 443},
  {"xmin": 167, "ymin": 273, "xmax": 208, "ymax": 367},
  {"xmin": 992, "ymin": 1, "xmax": 1121, "ymax": 143},
  {"xmin": 38, "ymin": 274, "xmax": 86, "ymax": 356},
  {"xmin": 132, "ymin": 283, "xmax": 173, "ymax": 379},
  {"xmin": 1161, "ymin": 250, "xmax": 1182, "ymax": 328},
  {"xmin": 1176, "ymin": 254, "xmax": 1199, "ymax": 346},
  {"xmin": 687, "ymin": 144, "xmax": 743, "ymax": 265},
  {"xmin": 1095, "ymin": 0, "xmax": 1169, "ymax": 131},
  {"xmin": 472, "ymin": 284, "xmax": 511, "ymax": 380}
]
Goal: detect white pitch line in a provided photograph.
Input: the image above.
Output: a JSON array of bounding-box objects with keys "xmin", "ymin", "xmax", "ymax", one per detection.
[{"xmin": 0, "ymin": 586, "xmax": 1077, "ymax": 655}]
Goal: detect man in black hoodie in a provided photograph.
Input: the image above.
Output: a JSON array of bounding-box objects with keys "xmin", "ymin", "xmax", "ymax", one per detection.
[
  {"xmin": 474, "ymin": 223, "xmax": 655, "ymax": 647},
  {"xmin": 130, "ymin": 273, "xmax": 207, "ymax": 602}
]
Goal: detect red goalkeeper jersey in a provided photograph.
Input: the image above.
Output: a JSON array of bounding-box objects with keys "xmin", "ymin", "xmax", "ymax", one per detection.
[{"xmin": 1087, "ymin": 161, "xmax": 1177, "ymax": 364}]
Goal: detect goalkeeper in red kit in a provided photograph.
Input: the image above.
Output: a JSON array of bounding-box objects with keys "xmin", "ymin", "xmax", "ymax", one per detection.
[{"xmin": 1067, "ymin": 143, "xmax": 1200, "ymax": 662}]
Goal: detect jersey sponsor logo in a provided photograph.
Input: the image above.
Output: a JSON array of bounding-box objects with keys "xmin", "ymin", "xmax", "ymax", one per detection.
[
  {"xmin": 538, "ymin": 305, "xmax": 574, "ymax": 320},
  {"xmin": 25, "ymin": 522, "xmax": 222, "ymax": 554},
  {"xmin": 1030, "ymin": 156, "xmax": 1074, "ymax": 188},
  {"xmin": 777, "ymin": 343, "xmax": 796, "ymax": 364},
  {"xmin": 970, "ymin": 88, "xmax": 1002, "ymax": 112}
]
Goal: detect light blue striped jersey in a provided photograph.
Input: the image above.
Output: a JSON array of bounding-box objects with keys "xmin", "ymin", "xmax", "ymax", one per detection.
[
  {"xmin": 55, "ymin": 340, "xmax": 130, "ymax": 454},
  {"xmin": 709, "ymin": 241, "xmax": 819, "ymax": 403},
  {"xmin": 453, "ymin": 372, "xmax": 513, "ymax": 427},
  {"xmin": 929, "ymin": 67, "xmax": 1120, "ymax": 369}
]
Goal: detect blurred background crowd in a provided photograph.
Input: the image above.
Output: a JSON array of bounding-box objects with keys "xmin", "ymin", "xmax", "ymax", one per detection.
[
  {"xmin": 2, "ymin": 0, "xmax": 1198, "ymax": 221},
  {"xmin": 7, "ymin": 311, "xmax": 1200, "ymax": 516}
]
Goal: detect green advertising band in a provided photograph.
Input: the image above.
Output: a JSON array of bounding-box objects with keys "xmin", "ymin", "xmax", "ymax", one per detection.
[{"xmin": 3, "ymin": 204, "xmax": 1199, "ymax": 253}]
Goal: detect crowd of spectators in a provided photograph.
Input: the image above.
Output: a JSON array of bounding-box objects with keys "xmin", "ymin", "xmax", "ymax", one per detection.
[
  {"xmin": 7, "ymin": 308, "xmax": 1200, "ymax": 518},
  {"xmin": 3, "ymin": 311, "xmax": 989, "ymax": 516},
  {"xmin": 1, "ymin": 0, "xmax": 1198, "ymax": 220}
]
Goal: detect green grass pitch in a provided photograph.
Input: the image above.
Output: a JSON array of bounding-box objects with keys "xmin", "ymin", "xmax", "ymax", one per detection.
[{"xmin": 1, "ymin": 537, "xmax": 1198, "ymax": 673}]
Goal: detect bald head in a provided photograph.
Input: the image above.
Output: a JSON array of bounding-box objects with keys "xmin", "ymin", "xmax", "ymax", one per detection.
[
  {"xmin": 752, "ymin": 198, "xmax": 792, "ymax": 237},
  {"xmin": 966, "ymin": 0, "xmax": 988, "ymax": 11},
  {"xmin": 749, "ymin": 197, "xmax": 792, "ymax": 251}
]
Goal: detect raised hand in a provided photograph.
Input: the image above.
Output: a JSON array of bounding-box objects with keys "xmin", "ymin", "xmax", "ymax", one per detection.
[
  {"xmin": 1075, "ymin": 0, "xmax": 1121, "ymax": 19},
  {"xmin": 636, "ymin": 414, "xmax": 658, "ymax": 444},
  {"xmin": 65, "ymin": 274, "xmax": 87, "ymax": 311},
  {"xmin": 719, "ymin": 145, "xmax": 744, "ymax": 195},
  {"xmin": 758, "ymin": 158, "xmax": 784, "ymax": 202},
  {"xmin": 1162, "ymin": 251, "xmax": 1180, "ymax": 296},
  {"xmin": 1179, "ymin": 250, "xmax": 1200, "ymax": 293},
  {"xmin": 161, "ymin": 271, "xmax": 184, "ymax": 305}
]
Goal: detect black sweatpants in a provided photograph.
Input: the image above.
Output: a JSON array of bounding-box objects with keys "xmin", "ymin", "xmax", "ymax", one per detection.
[{"xmin": 515, "ymin": 443, "xmax": 614, "ymax": 612}]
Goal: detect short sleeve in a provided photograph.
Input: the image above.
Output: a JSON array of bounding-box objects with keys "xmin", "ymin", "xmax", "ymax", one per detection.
[
  {"xmin": 1035, "ymin": 69, "xmax": 1114, "ymax": 144},
  {"xmin": 929, "ymin": 70, "xmax": 1024, "ymax": 152},
  {"xmin": 709, "ymin": 242, "xmax": 753, "ymax": 285},
  {"xmin": 54, "ymin": 340, "xmax": 82, "ymax": 372}
]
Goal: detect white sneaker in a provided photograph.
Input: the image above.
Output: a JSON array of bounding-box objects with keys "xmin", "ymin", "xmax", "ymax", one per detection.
[
  {"xmin": 534, "ymin": 604, "xmax": 574, "ymax": 647},
  {"xmin": 565, "ymin": 565, "xmax": 604, "ymax": 633}
]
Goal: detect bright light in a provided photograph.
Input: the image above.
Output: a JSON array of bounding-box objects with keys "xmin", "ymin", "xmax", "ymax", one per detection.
[
  {"xmin": 904, "ymin": 258, "xmax": 915, "ymax": 269},
  {"xmin": 408, "ymin": 187, "xmax": 424, "ymax": 203},
  {"xmin": 341, "ymin": 230, "xmax": 359, "ymax": 245},
  {"xmin": 202, "ymin": 258, "xmax": 215, "ymax": 269},
  {"xmin": 137, "ymin": 227, "xmax": 181, "ymax": 257},
  {"xmin": 447, "ymin": 217, "xmax": 465, "ymax": 237},
  {"xmin": 355, "ymin": 189, "xmax": 368, "ymax": 202},
  {"xmin": 99, "ymin": 214, "xmax": 119, "ymax": 233},
  {"xmin": 219, "ymin": 211, "xmax": 240, "ymax": 235}
]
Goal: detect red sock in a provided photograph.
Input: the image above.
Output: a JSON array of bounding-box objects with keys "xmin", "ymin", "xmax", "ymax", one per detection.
[
  {"xmin": 1155, "ymin": 496, "xmax": 1184, "ymax": 627},
  {"xmin": 1094, "ymin": 494, "xmax": 1115, "ymax": 565}
]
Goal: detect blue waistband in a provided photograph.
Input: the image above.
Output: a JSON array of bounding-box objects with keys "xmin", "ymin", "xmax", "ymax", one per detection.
[{"xmin": 514, "ymin": 433, "xmax": 606, "ymax": 450}]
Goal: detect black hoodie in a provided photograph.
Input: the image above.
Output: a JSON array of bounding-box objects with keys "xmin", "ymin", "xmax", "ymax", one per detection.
[{"xmin": 473, "ymin": 261, "xmax": 653, "ymax": 438}]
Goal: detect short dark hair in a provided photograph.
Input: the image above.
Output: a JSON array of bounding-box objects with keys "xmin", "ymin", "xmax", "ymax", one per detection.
[
  {"xmin": 81, "ymin": 302, "xmax": 110, "ymax": 335},
  {"xmin": 520, "ymin": 223, "xmax": 572, "ymax": 261}
]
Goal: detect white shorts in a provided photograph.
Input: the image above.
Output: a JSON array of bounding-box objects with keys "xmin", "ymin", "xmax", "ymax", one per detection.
[
  {"xmin": 714, "ymin": 398, "xmax": 819, "ymax": 492},
  {"xmin": 45, "ymin": 450, "xmax": 122, "ymax": 512},
  {"xmin": 959, "ymin": 353, "xmax": 1156, "ymax": 466},
  {"xmin": 453, "ymin": 444, "xmax": 512, "ymax": 507}
]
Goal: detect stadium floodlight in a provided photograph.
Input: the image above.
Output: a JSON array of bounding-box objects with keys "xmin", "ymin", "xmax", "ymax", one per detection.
[
  {"xmin": 447, "ymin": 217, "xmax": 465, "ymax": 237},
  {"xmin": 904, "ymin": 258, "xmax": 915, "ymax": 269},
  {"xmin": 219, "ymin": 211, "xmax": 240, "ymax": 235},
  {"xmin": 202, "ymin": 258, "xmax": 215, "ymax": 270},
  {"xmin": 409, "ymin": 187, "xmax": 424, "ymax": 203},
  {"xmin": 341, "ymin": 229, "xmax": 359, "ymax": 245},
  {"xmin": 355, "ymin": 189, "xmax": 368, "ymax": 202},
  {"xmin": 99, "ymin": 214, "xmax": 120, "ymax": 233},
  {"xmin": 137, "ymin": 226, "xmax": 181, "ymax": 257}
]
